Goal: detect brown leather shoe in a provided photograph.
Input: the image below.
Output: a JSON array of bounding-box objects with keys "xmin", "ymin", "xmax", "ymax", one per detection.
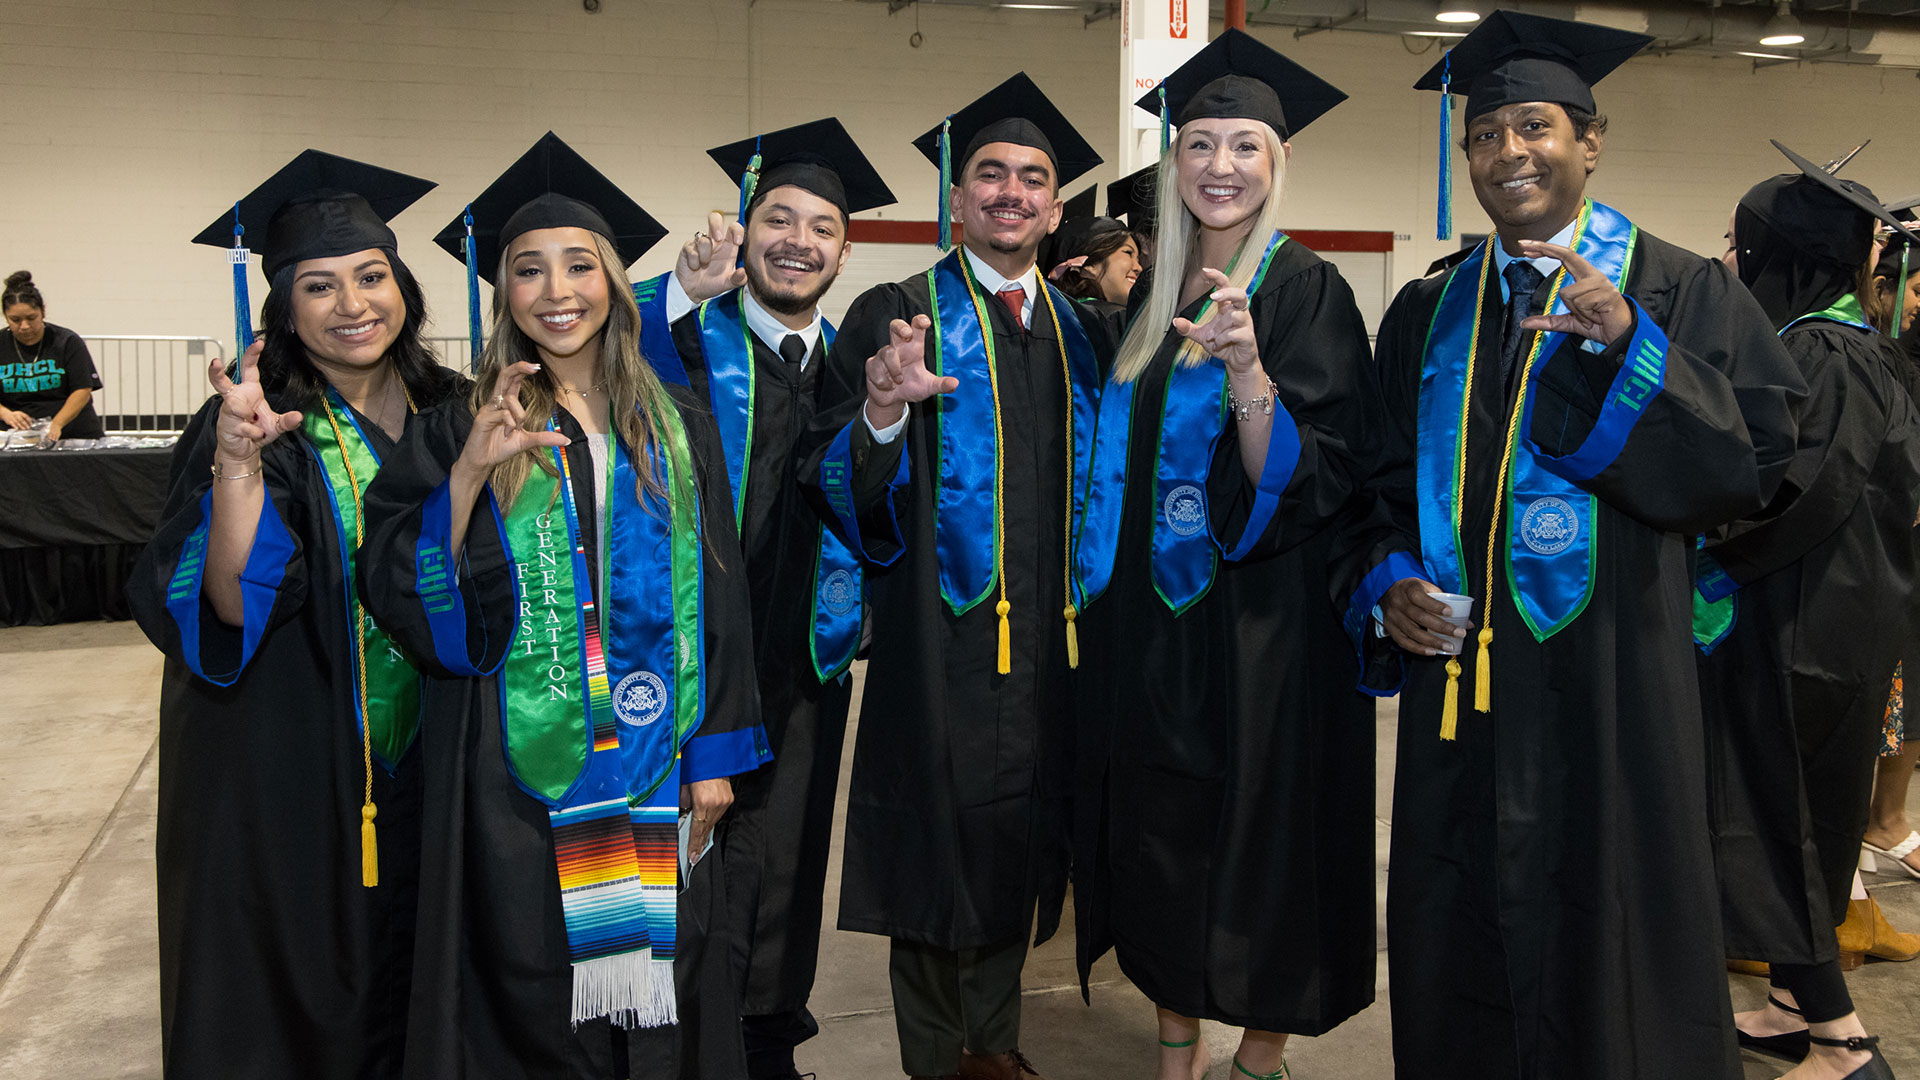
[{"xmin": 959, "ymin": 1048, "xmax": 1047, "ymax": 1080}]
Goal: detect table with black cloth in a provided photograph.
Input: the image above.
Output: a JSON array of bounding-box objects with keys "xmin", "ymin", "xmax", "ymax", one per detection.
[{"xmin": 0, "ymin": 447, "xmax": 173, "ymax": 625}]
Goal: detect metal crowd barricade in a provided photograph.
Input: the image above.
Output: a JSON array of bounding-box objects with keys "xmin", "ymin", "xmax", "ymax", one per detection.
[{"xmin": 82, "ymin": 335, "xmax": 223, "ymax": 436}]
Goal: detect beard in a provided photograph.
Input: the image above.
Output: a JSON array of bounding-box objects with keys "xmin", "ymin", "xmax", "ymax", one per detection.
[{"xmin": 745, "ymin": 253, "xmax": 837, "ymax": 318}]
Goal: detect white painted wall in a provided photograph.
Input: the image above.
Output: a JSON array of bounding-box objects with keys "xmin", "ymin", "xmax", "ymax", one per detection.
[{"xmin": 3, "ymin": 0, "xmax": 1915, "ymax": 370}]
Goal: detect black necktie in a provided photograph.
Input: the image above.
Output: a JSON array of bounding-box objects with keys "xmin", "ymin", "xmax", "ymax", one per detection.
[
  {"xmin": 1500, "ymin": 260, "xmax": 1547, "ymax": 381},
  {"xmin": 779, "ymin": 333, "xmax": 807, "ymax": 367}
]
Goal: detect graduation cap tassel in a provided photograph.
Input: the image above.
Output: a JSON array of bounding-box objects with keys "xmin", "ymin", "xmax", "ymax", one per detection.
[
  {"xmin": 1440, "ymin": 658, "xmax": 1461, "ymax": 740},
  {"xmin": 462, "ymin": 207, "xmax": 483, "ymax": 367},
  {"xmin": 1437, "ymin": 53, "xmax": 1454, "ymax": 242},
  {"xmin": 738, "ymin": 138, "xmax": 763, "ymax": 228},
  {"xmin": 1159, "ymin": 86, "xmax": 1171, "ymax": 155},
  {"xmin": 1473, "ymin": 627, "xmax": 1492, "ymax": 713},
  {"xmin": 937, "ymin": 118, "xmax": 954, "ymax": 253},
  {"xmin": 230, "ymin": 203, "xmax": 255, "ymax": 353},
  {"xmin": 1895, "ymin": 244, "xmax": 1911, "ymax": 342}
]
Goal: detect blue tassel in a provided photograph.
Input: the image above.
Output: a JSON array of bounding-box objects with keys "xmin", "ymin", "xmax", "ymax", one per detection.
[
  {"xmin": 1159, "ymin": 86, "xmax": 1171, "ymax": 155},
  {"xmin": 462, "ymin": 206, "xmax": 483, "ymax": 367},
  {"xmin": 937, "ymin": 117, "xmax": 953, "ymax": 252},
  {"xmin": 230, "ymin": 202, "xmax": 254, "ymax": 352},
  {"xmin": 1895, "ymin": 244, "xmax": 1911, "ymax": 341},
  {"xmin": 1437, "ymin": 52, "xmax": 1454, "ymax": 242}
]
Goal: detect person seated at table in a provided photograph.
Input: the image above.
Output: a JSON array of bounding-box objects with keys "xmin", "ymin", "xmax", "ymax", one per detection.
[{"xmin": 1, "ymin": 270, "xmax": 104, "ymax": 440}]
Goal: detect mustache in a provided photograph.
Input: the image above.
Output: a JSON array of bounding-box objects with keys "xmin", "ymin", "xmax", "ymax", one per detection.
[
  {"xmin": 978, "ymin": 199, "xmax": 1036, "ymax": 218},
  {"xmin": 764, "ymin": 245, "xmax": 823, "ymax": 269}
]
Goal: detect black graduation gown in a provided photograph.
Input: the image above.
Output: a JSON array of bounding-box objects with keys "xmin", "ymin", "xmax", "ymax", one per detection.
[
  {"xmin": 796, "ymin": 269, "xmax": 1117, "ymax": 951},
  {"xmin": 1071, "ymin": 243, "xmax": 1380, "ymax": 1033},
  {"xmin": 1701, "ymin": 320, "xmax": 1920, "ymax": 962},
  {"xmin": 1350, "ymin": 231, "xmax": 1805, "ymax": 1080},
  {"xmin": 665, "ymin": 304, "xmax": 856, "ymax": 1016},
  {"xmin": 356, "ymin": 387, "xmax": 765, "ymax": 1080},
  {"xmin": 128, "ymin": 393, "xmax": 439, "ymax": 1080}
]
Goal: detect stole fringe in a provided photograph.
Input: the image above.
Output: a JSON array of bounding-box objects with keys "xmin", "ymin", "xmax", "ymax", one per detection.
[{"xmin": 571, "ymin": 950, "xmax": 678, "ymax": 1030}]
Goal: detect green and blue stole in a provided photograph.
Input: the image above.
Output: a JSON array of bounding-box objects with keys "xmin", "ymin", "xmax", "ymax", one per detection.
[
  {"xmin": 1419, "ymin": 198, "xmax": 1667, "ymax": 733},
  {"xmin": 494, "ymin": 406, "xmax": 703, "ymax": 1028},
  {"xmin": 1691, "ymin": 291, "xmax": 1874, "ymax": 652},
  {"xmin": 1073, "ymin": 230, "xmax": 1291, "ymax": 616},
  {"xmin": 693, "ymin": 290, "xmax": 864, "ymax": 681},
  {"xmin": 925, "ymin": 249, "xmax": 1103, "ymax": 671}
]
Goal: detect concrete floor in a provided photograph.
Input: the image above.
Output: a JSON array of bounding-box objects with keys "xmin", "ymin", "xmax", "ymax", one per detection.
[{"xmin": 0, "ymin": 622, "xmax": 1916, "ymax": 1078}]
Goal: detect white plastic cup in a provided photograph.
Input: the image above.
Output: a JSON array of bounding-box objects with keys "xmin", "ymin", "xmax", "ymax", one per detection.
[{"xmin": 1427, "ymin": 591, "xmax": 1474, "ymax": 655}]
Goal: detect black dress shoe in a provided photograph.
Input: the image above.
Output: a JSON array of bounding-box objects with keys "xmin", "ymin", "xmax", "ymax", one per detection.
[
  {"xmin": 1737, "ymin": 994, "xmax": 1809, "ymax": 1062},
  {"xmin": 1808, "ymin": 1034, "xmax": 1896, "ymax": 1080}
]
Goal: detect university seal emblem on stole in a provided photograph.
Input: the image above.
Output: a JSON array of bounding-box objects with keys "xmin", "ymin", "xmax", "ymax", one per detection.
[
  {"xmin": 821, "ymin": 567, "xmax": 859, "ymax": 617},
  {"xmin": 615, "ymin": 670, "xmax": 670, "ymax": 727},
  {"xmin": 1163, "ymin": 484, "xmax": 1206, "ymax": 539},
  {"xmin": 1519, "ymin": 496, "xmax": 1579, "ymax": 556}
]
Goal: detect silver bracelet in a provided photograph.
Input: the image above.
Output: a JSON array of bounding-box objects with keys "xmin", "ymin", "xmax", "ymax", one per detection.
[
  {"xmin": 1225, "ymin": 376, "xmax": 1278, "ymax": 423},
  {"xmin": 211, "ymin": 460, "xmax": 262, "ymax": 481}
]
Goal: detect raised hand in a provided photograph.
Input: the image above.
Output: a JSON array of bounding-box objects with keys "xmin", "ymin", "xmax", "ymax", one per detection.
[
  {"xmin": 863, "ymin": 315, "xmax": 957, "ymax": 429},
  {"xmin": 209, "ymin": 340, "xmax": 303, "ymax": 468},
  {"xmin": 454, "ymin": 362, "xmax": 571, "ymax": 482},
  {"xmin": 1173, "ymin": 268, "xmax": 1260, "ymax": 376},
  {"xmin": 674, "ymin": 210, "xmax": 748, "ymax": 304},
  {"xmin": 1516, "ymin": 240, "xmax": 1634, "ymax": 347}
]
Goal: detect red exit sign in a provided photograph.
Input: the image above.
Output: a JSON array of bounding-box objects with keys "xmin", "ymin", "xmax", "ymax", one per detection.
[{"xmin": 1170, "ymin": 0, "xmax": 1190, "ymax": 37}]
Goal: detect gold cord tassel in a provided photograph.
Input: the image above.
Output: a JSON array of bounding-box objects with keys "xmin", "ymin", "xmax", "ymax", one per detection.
[
  {"xmin": 1064, "ymin": 605, "xmax": 1079, "ymax": 669},
  {"xmin": 1474, "ymin": 628, "xmax": 1493, "ymax": 713},
  {"xmin": 360, "ymin": 802, "xmax": 379, "ymax": 887},
  {"xmin": 1440, "ymin": 658, "xmax": 1462, "ymax": 740},
  {"xmin": 996, "ymin": 599, "xmax": 1012, "ymax": 675}
]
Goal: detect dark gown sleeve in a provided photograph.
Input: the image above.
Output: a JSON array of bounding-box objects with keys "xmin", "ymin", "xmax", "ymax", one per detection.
[
  {"xmin": 1207, "ymin": 256, "xmax": 1382, "ymax": 564},
  {"xmin": 1523, "ymin": 248, "xmax": 1804, "ymax": 533},
  {"xmin": 127, "ymin": 395, "xmax": 308, "ymax": 686},
  {"xmin": 671, "ymin": 383, "xmax": 772, "ymax": 783},
  {"xmin": 1709, "ymin": 328, "xmax": 1918, "ymax": 584},
  {"xmin": 796, "ymin": 282, "xmax": 912, "ymax": 565},
  {"xmin": 358, "ymin": 397, "xmax": 519, "ymax": 681}
]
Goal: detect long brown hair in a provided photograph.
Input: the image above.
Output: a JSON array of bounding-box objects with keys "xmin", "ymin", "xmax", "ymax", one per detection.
[{"xmin": 469, "ymin": 231, "xmax": 693, "ymax": 523}]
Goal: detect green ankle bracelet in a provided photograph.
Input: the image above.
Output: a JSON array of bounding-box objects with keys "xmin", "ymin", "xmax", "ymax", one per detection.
[
  {"xmin": 1232, "ymin": 1058, "xmax": 1289, "ymax": 1080},
  {"xmin": 1159, "ymin": 1037, "xmax": 1198, "ymax": 1048}
]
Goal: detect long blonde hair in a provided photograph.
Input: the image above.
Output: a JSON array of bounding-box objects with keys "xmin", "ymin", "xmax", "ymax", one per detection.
[
  {"xmin": 469, "ymin": 231, "xmax": 693, "ymax": 522},
  {"xmin": 1112, "ymin": 120, "xmax": 1290, "ymax": 384}
]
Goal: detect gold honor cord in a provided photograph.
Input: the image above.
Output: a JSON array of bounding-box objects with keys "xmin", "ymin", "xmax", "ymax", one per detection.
[
  {"xmin": 955, "ymin": 258, "xmax": 1079, "ymax": 674},
  {"xmin": 319, "ymin": 382, "xmax": 416, "ymax": 887},
  {"xmin": 1441, "ymin": 236, "xmax": 1572, "ymax": 741}
]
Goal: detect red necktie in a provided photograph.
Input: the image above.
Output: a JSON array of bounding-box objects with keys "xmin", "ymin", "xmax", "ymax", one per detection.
[{"xmin": 997, "ymin": 284, "xmax": 1027, "ymax": 332}]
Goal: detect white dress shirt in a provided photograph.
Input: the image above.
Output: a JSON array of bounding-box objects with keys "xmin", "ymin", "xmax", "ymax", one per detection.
[
  {"xmin": 1490, "ymin": 216, "xmax": 1606, "ymax": 354},
  {"xmin": 660, "ymin": 273, "xmax": 823, "ymax": 370}
]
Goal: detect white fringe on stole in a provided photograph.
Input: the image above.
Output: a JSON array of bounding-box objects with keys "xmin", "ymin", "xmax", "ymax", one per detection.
[{"xmin": 570, "ymin": 950, "xmax": 678, "ymax": 1029}]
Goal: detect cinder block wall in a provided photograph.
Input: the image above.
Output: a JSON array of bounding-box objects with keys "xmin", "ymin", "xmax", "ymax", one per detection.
[{"xmin": 3, "ymin": 0, "xmax": 1914, "ymax": 360}]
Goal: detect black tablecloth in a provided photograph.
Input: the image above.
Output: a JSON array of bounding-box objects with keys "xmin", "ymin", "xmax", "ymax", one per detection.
[{"xmin": 0, "ymin": 446, "xmax": 174, "ymax": 625}]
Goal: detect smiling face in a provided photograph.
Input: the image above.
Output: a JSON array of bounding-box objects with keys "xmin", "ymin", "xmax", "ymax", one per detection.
[
  {"xmin": 4, "ymin": 302, "xmax": 45, "ymax": 347},
  {"xmin": 288, "ymin": 248, "xmax": 404, "ymax": 372},
  {"xmin": 743, "ymin": 184, "xmax": 851, "ymax": 319},
  {"xmin": 1087, "ymin": 237, "xmax": 1142, "ymax": 306},
  {"xmin": 1175, "ymin": 120, "xmax": 1275, "ymax": 233},
  {"xmin": 502, "ymin": 226, "xmax": 612, "ymax": 364},
  {"xmin": 951, "ymin": 141, "xmax": 1062, "ymax": 264},
  {"xmin": 1465, "ymin": 102, "xmax": 1602, "ymax": 244}
]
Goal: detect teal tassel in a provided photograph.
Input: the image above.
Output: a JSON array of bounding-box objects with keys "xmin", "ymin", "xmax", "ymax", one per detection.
[
  {"xmin": 1437, "ymin": 52, "xmax": 1453, "ymax": 242},
  {"xmin": 1159, "ymin": 86, "xmax": 1170, "ymax": 155},
  {"xmin": 1895, "ymin": 244, "xmax": 1911, "ymax": 341},
  {"xmin": 738, "ymin": 136, "xmax": 763, "ymax": 227},
  {"xmin": 229, "ymin": 203, "xmax": 254, "ymax": 352},
  {"xmin": 937, "ymin": 117, "xmax": 953, "ymax": 252},
  {"xmin": 462, "ymin": 206, "xmax": 482, "ymax": 368}
]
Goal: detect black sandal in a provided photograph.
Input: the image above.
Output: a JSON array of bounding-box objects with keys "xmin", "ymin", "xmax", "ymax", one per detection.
[
  {"xmin": 1807, "ymin": 1033, "xmax": 1895, "ymax": 1079},
  {"xmin": 1736, "ymin": 995, "xmax": 1809, "ymax": 1061}
]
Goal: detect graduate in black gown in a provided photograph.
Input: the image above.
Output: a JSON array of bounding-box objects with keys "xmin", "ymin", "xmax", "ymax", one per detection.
[
  {"xmin": 356, "ymin": 134, "xmax": 769, "ymax": 1080},
  {"xmin": 630, "ymin": 119, "xmax": 897, "ymax": 1080},
  {"xmin": 1706, "ymin": 145, "xmax": 1920, "ymax": 1080},
  {"xmin": 794, "ymin": 74, "xmax": 1113, "ymax": 1080},
  {"xmin": 1037, "ymin": 187, "xmax": 1140, "ymax": 316},
  {"xmin": 1068, "ymin": 32, "xmax": 1376, "ymax": 1080},
  {"xmin": 128, "ymin": 151, "xmax": 459, "ymax": 1078},
  {"xmin": 1346, "ymin": 13, "xmax": 1806, "ymax": 1078}
]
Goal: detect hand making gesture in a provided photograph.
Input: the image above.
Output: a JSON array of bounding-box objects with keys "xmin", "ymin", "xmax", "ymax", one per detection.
[
  {"xmin": 1516, "ymin": 240, "xmax": 1634, "ymax": 347},
  {"xmin": 455, "ymin": 362, "xmax": 571, "ymax": 482},
  {"xmin": 674, "ymin": 210, "xmax": 748, "ymax": 305},
  {"xmin": 209, "ymin": 340, "xmax": 303, "ymax": 470},
  {"xmin": 863, "ymin": 315, "xmax": 958, "ymax": 430},
  {"xmin": 1174, "ymin": 268, "xmax": 1260, "ymax": 376}
]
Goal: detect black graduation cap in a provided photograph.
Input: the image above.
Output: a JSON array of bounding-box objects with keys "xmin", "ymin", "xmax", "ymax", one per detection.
[
  {"xmin": 433, "ymin": 132, "xmax": 668, "ymax": 286},
  {"xmin": 911, "ymin": 71, "xmax": 1102, "ymax": 188},
  {"xmin": 1132, "ymin": 28, "xmax": 1347, "ymax": 141},
  {"xmin": 1106, "ymin": 164, "xmax": 1160, "ymax": 235},
  {"xmin": 1888, "ymin": 194, "xmax": 1919, "ymax": 224},
  {"xmin": 191, "ymin": 149, "xmax": 436, "ymax": 278},
  {"xmin": 1413, "ymin": 10, "xmax": 1652, "ymax": 123},
  {"xmin": 1768, "ymin": 140, "xmax": 1920, "ymax": 249},
  {"xmin": 1040, "ymin": 186, "xmax": 1125, "ymax": 275},
  {"xmin": 707, "ymin": 118, "xmax": 897, "ymax": 221}
]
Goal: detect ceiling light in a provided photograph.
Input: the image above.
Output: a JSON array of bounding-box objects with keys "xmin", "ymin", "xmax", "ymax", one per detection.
[
  {"xmin": 1736, "ymin": 50, "xmax": 1795, "ymax": 59},
  {"xmin": 1758, "ymin": 0, "xmax": 1805, "ymax": 46},
  {"xmin": 1408, "ymin": 29, "xmax": 1470, "ymax": 36},
  {"xmin": 1436, "ymin": 8, "xmax": 1482, "ymax": 22}
]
